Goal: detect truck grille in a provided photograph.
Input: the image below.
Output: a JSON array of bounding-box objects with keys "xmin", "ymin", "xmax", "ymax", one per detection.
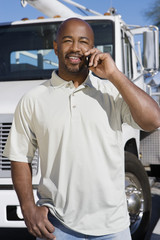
[
  {"xmin": 0, "ymin": 119, "xmax": 39, "ymax": 178},
  {"xmin": 140, "ymin": 129, "xmax": 160, "ymax": 166},
  {"xmin": 0, "ymin": 122, "xmax": 11, "ymax": 177}
]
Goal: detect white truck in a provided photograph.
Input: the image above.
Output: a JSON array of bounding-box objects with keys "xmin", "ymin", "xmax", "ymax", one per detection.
[{"xmin": 0, "ymin": 0, "xmax": 159, "ymax": 239}]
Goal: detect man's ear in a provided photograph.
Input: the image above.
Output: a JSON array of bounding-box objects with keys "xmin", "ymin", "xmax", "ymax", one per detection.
[{"xmin": 53, "ymin": 41, "xmax": 58, "ymax": 56}]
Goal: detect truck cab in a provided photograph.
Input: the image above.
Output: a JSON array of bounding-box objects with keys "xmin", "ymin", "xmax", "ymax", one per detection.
[{"xmin": 0, "ymin": 3, "xmax": 159, "ymax": 239}]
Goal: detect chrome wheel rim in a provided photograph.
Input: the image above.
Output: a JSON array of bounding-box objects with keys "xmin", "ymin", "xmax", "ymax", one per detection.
[{"xmin": 125, "ymin": 172, "xmax": 144, "ymax": 234}]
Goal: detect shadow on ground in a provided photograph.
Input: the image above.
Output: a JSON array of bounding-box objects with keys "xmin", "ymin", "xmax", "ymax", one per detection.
[
  {"xmin": 145, "ymin": 182, "xmax": 160, "ymax": 240},
  {"xmin": 0, "ymin": 228, "xmax": 35, "ymax": 240}
]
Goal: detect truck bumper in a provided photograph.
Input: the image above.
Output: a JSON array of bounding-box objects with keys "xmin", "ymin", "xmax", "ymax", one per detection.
[{"xmin": 0, "ymin": 189, "xmax": 38, "ymax": 227}]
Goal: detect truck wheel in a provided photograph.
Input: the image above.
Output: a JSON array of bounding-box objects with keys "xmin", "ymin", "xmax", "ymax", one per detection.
[{"xmin": 125, "ymin": 151, "xmax": 151, "ymax": 240}]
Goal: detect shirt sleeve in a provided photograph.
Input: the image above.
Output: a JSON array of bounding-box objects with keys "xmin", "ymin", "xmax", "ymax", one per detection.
[
  {"xmin": 120, "ymin": 97, "xmax": 142, "ymax": 130},
  {"xmin": 3, "ymin": 94, "xmax": 38, "ymax": 163},
  {"xmin": 113, "ymin": 91, "xmax": 142, "ymax": 130}
]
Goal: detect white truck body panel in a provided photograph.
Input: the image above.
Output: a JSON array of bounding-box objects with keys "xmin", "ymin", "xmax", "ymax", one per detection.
[
  {"xmin": 0, "ymin": 80, "xmax": 46, "ymax": 114},
  {"xmin": 0, "ymin": 0, "xmax": 159, "ymax": 231}
]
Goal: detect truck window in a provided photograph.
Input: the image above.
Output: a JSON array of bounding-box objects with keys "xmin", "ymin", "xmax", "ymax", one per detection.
[
  {"xmin": 0, "ymin": 20, "xmax": 114, "ymax": 81},
  {"xmin": 122, "ymin": 32, "xmax": 133, "ymax": 79},
  {"xmin": 88, "ymin": 20, "xmax": 114, "ymax": 58}
]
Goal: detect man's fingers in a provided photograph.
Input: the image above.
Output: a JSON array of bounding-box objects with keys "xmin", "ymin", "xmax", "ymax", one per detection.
[
  {"xmin": 36, "ymin": 215, "xmax": 55, "ymax": 239},
  {"xmin": 28, "ymin": 221, "xmax": 55, "ymax": 240},
  {"xmin": 45, "ymin": 219, "xmax": 55, "ymax": 234},
  {"xmin": 39, "ymin": 224, "xmax": 55, "ymax": 240},
  {"xmin": 24, "ymin": 205, "xmax": 55, "ymax": 240},
  {"xmin": 84, "ymin": 48, "xmax": 104, "ymax": 67},
  {"xmin": 27, "ymin": 223, "xmax": 42, "ymax": 238}
]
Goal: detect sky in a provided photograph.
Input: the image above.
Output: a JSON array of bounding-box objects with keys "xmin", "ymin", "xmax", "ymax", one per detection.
[{"xmin": 0, "ymin": 0, "xmax": 156, "ymax": 26}]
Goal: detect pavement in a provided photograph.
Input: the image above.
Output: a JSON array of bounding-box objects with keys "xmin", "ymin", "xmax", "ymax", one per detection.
[{"xmin": 146, "ymin": 179, "xmax": 160, "ymax": 240}]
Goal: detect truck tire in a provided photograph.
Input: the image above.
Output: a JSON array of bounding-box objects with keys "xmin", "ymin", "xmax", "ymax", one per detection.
[{"xmin": 125, "ymin": 151, "xmax": 151, "ymax": 240}]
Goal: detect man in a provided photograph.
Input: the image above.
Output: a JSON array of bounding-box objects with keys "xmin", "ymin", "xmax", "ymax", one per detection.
[{"xmin": 3, "ymin": 18, "xmax": 160, "ymax": 240}]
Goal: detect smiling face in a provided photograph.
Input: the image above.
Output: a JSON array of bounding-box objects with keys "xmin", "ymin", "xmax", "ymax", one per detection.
[{"xmin": 53, "ymin": 18, "xmax": 94, "ymax": 81}]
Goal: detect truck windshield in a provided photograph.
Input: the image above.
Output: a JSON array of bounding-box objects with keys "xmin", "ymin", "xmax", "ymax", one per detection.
[{"xmin": 0, "ymin": 20, "xmax": 114, "ymax": 81}]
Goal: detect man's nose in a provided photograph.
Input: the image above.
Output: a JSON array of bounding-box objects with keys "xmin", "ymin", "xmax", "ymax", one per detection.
[{"xmin": 71, "ymin": 41, "xmax": 80, "ymax": 51}]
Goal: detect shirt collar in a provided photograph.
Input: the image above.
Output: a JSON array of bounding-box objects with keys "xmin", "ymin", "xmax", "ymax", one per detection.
[
  {"xmin": 50, "ymin": 70, "xmax": 94, "ymax": 89},
  {"xmin": 83, "ymin": 72, "xmax": 94, "ymax": 88},
  {"xmin": 50, "ymin": 70, "xmax": 69, "ymax": 88}
]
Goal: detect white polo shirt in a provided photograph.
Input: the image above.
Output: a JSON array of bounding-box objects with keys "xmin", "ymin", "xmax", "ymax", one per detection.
[{"xmin": 4, "ymin": 71, "xmax": 141, "ymax": 235}]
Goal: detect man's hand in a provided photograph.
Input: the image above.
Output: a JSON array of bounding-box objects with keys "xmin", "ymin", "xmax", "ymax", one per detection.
[
  {"xmin": 84, "ymin": 48, "xmax": 119, "ymax": 80},
  {"xmin": 22, "ymin": 205, "xmax": 55, "ymax": 240}
]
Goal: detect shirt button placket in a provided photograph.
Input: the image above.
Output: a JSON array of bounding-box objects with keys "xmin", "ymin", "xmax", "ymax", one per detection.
[
  {"xmin": 70, "ymin": 92, "xmax": 79, "ymax": 119},
  {"xmin": 71, "ymin": 93, "xmax": 76, "ymax": 109}
]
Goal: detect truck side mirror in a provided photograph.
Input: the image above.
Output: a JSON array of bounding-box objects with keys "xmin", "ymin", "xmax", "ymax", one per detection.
[{"xmin": 143, "ymin": 28, "xmax": 159, "ymax": 70}]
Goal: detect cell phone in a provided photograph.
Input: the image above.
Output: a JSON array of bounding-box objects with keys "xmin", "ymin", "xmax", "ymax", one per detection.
[{"xmin": 85, "ymin": 55, "xmax": 91, "ymax": 67}]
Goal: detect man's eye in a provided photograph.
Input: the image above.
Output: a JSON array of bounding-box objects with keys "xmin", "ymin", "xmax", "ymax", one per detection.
[
  {"xmin": 63, "ymin": 39, "xmax": 72, "ymax": 43},
  {"xmin": 80, "ymin": 41, "xmax": 88, "ymax": 44}
]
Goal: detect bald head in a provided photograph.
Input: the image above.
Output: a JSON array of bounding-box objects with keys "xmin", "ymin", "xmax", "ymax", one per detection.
[
  {"xmin": 56, "ymin": 18, "xmax": 94, "ymax": 45},
  {"xmin": 53, "ymin": 17, "xmax": 94, "ymax": 81}
]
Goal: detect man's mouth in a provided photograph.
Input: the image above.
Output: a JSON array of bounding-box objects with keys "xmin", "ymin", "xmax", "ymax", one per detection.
[{"xmin": 67, "ymin": 54, "xmax": 83, "ymax": 64}]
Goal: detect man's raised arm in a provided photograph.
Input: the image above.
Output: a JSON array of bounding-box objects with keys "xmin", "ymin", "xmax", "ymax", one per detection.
[{"xmin": 85, "ymin": 49, "xmax": 160, "ymax": 131}]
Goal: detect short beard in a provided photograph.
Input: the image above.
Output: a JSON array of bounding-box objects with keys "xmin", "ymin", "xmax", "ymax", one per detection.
[{"xmin": 64, "ymin": 62, "xmax": 87, "ymax": 74}]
